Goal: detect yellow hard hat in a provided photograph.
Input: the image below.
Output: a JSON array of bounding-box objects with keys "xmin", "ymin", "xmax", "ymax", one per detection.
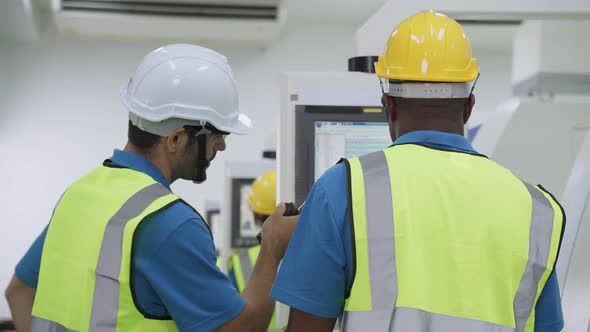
[
  {"xmin": 375, "ymin": 11, "xmax": 479, "ymax": 83},
  {"xmin": 248, "ymin": 170, "xmax": 276, "ymax": 216}
]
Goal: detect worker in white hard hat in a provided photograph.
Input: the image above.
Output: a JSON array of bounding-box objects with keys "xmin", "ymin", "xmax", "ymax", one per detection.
[{"xmin": 5, "ymin": 44, "xmax": 298, "ymax": 332}]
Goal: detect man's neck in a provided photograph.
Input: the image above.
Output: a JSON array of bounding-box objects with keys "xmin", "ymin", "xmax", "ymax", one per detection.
[
  {"xmin": 396, "ymin": 119, "xmax": 464, "ymax": 138},
  {"xmin": 123, "ymin": 143, "xmax": 174, "ymax": 184}
]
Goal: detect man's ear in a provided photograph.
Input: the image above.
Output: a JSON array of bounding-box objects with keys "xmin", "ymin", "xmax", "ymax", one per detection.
[
  {"xmin": 165, "ymin": 127, "xmax": 188, "ymax": 153},
  {"xmin": 463, "ymin": 94, "xmax": 475, "ymax": 124},
  {"xmin": 385, "ymin": 95, "xmax": 396, "ymax": 123}
]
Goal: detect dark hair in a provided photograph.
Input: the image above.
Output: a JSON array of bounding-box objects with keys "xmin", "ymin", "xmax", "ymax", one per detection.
[{"xmin": 128, "ymin": 120, "xmax": 161, "ymax": 150}]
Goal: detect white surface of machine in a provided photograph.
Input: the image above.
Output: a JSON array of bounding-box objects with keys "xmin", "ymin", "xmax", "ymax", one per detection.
[
  {"xmin": 476, "ymin": 97, "xmax": 590, "ymax": 194},
  {"xmin": 559, "ymin": 131, "xmax": 590, "ymax": 331}
]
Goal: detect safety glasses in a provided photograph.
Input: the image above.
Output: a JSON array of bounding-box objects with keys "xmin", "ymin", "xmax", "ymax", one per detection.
[{"xmin": 184, "ymin": 125, "xmax": 229, "ymax": 140}]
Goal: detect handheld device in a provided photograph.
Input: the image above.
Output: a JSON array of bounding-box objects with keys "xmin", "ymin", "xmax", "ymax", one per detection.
[{"xmin": 256, "ymin": 202, "xmax": 304, "ymax": 244}]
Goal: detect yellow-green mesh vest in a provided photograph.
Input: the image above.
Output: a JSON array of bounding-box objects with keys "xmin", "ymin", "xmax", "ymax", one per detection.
[
  {"xmin": 30, "ymin": 164, "xmax": 193, "ymax": 332},
  {"xmin": 341, "ymin": 144, "xmax": 564, "ymax": 332},
  {"xmin": 230, "ymin": 245, "xmax": 278, "ymax": 330}
]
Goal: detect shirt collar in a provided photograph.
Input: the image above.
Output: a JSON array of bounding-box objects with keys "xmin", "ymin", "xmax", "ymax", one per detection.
[
  {"xmin": 392, "ymin": 130, "xmax": 477, "ymax": 154},
  {"xmin": 109, "ymin": 149, "xmax": 171, "ymax": 190}
]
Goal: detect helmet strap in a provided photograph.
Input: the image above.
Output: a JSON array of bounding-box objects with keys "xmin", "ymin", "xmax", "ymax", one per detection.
[
  {"xmin": 193, "ymin": 133, "xmax": 208, "ymax": 184},
  {"xmin": 464, "ymin": 73, "xmax": 480, "ymax": 110}
]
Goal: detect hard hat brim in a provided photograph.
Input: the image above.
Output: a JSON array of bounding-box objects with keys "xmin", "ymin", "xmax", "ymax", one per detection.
[
  {"xmin": 219, "ymin": 113, "xmax": 252, "ymax": 135},
  {"xmin": 375, "ymin": 61, "xmax": 479, "ymax": 83},
  {"xmin": 121, "ymin": 87, "xmax": 252, "ymax": 135}
]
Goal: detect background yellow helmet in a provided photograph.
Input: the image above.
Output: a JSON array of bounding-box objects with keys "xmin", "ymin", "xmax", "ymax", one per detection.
[
  {"xmin": 375, "ymin": 11, "xmax": 479, "ymax": 83},
  {"xmin": 248, "ymin": 170, "xmax": 276, "ymax": 216}
]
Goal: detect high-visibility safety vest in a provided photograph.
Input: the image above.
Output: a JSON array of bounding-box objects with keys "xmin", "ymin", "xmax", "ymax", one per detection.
[
  {"xmin": 30, "ymin": 163, "xmax": 208, "ymax": 332},
  {"xmin": 340, "ymin": 144, "xmax": 565, "ymax": 332},
  {"xmin": 230, "ymin": 245, "xmax": 278, "ymax": 331},
  {"xmin": 231, "ymin": 245, "xmax": 260, "ymax": 292}
]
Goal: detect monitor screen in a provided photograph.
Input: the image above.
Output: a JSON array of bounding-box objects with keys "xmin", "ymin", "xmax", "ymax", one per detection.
[{"xmin": 314, "ymin": 121, "xmax": 391, "ymax": 181}]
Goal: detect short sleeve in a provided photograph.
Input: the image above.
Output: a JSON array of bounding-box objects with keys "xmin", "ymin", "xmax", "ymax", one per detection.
[
  {"xmin": 15, "ymin": 225, "xmax": 48, "ymax": 289},
  {"xmin": 271, "ymin": 164, "xmax": 352, "ymax": 318},
  {"xmin": 142, "ymin": 218, "xmax": 245, "ymax": 331},
  {"xmin": 534, "ymin": 272, "xmax": 563, "ymax": 332}
]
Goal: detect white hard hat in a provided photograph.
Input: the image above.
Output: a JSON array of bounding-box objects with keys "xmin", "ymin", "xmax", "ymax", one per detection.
[{"xmin": 121, "ymin": 44, "xmax": 252, "ymax": 136}]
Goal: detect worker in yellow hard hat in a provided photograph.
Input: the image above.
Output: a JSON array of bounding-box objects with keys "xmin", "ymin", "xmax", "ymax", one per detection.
[
  {"xmin": 269, "ymin": 11, "xmax": 565, "ymax": 331},
  {"xmin": 228, "ymin": 170, "xmax": 279, "ymax": 330}
]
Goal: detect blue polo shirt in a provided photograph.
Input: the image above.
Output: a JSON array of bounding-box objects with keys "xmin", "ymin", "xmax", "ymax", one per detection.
[
  {"xmin": 271, "ymin": 130, "xmax": 563, "ymax": 332},
  {"xmin": 16, "ymin": 150, "xmax": 245, "ymax": 331}
]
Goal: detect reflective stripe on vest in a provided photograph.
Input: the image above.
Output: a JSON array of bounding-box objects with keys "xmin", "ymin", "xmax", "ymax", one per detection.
[
  {"xmin": 514, "ymin": 182, "xmax": 556, "ymax": 331},
  {"xmin": 230, "ymin": 245, "xmax": 277, "ymax": 329},
  {"xmin": 30, "ymin": 317, "xmax": 78, "ymax": 332},
  {"xmin": 31, "ymin": 166, "xmax": 183, "ymax": 332},
  {"xmin": 341, "ymin": 147, "xmax": 564, "ymax": 332},
  {"xmin": 90, "ymin": 183, "xmax": 170, "ymax": 332}
]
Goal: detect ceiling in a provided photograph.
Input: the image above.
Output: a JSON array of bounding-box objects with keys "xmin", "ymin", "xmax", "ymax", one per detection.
[
  {"xmin": 0, "ymin": 0, "xmax": 388, "ymax": 43},
  {"xmin": 0, "ymin": 0, "xmax": 517, "ymax": 52},
  {"xmin": 0, "ymin": 0, "xmax": 516, "ymax": 53},
  {"xmin": 284, "ymin": 0, "xmax": 386, "ymax": 21}
]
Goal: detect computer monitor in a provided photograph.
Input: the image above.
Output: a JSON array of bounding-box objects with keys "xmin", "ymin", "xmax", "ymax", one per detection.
[
  {"xmin": 230, "ymin": 178, "xmax": 259, "ymax": 248},
  {"xmin": 205, "ymin": 208, "xmax": 220, "ymax": 234},
  {"xmin": 294, "ymin": 105, "xmax": 390, "ymax": 206}
]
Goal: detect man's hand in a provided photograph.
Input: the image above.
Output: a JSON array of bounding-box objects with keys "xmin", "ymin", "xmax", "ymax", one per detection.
[
  {"xmin": 216, "ymin": 203, "xmax": 299, "ymax": 332},
  {"xmin": 260, "ymin": 203, "xmax": 299, "ymax": 260}
]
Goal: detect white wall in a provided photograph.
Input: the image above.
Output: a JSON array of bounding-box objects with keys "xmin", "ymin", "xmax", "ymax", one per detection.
[{"xmin": 0, "ymin": 18, "xmax": 359, "ymax": 317}]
